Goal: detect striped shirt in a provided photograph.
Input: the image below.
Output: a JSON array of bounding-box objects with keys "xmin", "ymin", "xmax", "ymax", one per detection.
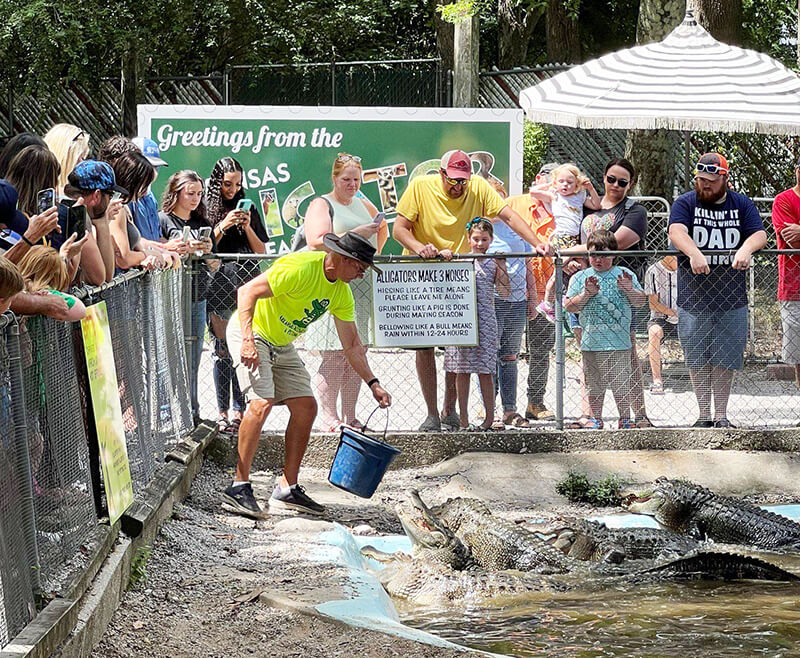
[{"xmin": 644, "ymin": 261, "xmax": 678, "ymax": 324}]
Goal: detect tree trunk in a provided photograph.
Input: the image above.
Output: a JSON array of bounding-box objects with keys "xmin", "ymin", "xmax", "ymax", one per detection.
[
  {"xmin": 121, "ymin": 46, "xmax": 138, "ymax": 138},
  {"xmin": 546, "ymin": 0, "xmax": 581, "ymax": 64},
  {"xmin": 497, "ymin": 0, "xmax": 546, "ymax": 69},
  {"xmin": 433, "ymin": 0, "xmax": 454, "ymax": 71},
  {"xmin": 693, "ymin": 0, "xmax": 742, "ymax": 44},
  {"xmin": 625, "ymin": 0, "xmax": 686, "ymax": 201}
]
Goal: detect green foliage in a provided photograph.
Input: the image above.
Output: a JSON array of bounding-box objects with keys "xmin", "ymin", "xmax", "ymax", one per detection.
[
  {"xmin": 556, "ymin": 471, "xmax": 623, "ymax": 507},
  {"xmin": 437, "ymin": 0, "xmax": 477, "ymax": 23},
  {"xmin": 523, "ymin": 120, "xmax": 550, "ymax": 189},
  {"xmin": 129, "ymin": 545, "xmax": 152, "ymax": 590},
  {"xmin": 742, "ymin": 0, "xmax": 798, "ymax": 69}
]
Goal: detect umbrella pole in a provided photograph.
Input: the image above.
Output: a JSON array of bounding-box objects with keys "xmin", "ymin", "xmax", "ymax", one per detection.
[{"xmin": 684, "ymin": 130, "xmax": 691, "ymax": 189}]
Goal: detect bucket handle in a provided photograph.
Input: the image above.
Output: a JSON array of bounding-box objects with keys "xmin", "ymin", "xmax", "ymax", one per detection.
[{"xmin": 363, "ymin": 405, "xmax": 389, "ymax": 441}]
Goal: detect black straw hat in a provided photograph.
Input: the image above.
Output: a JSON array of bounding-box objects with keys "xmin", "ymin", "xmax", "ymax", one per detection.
[{"xmin": 322, "ymin": 231, "xmax": 381, "ymax": 273}]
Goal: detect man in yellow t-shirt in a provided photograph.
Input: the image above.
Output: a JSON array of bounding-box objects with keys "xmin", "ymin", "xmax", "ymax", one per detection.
[
  {"xmin": 222, "ymin": 232, "xmax": 392, "ymax": 519},
  {"xmin": 392, "ymin": 149, "xmax": 553, "ymax": 432}
]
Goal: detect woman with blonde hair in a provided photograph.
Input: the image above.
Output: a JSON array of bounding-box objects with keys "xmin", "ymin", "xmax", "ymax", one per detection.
[
  {"xmin": 44, "ymin": 124, "xmax": 91, "ymax": 195},
  {"xmin": 303, "ymin": 153, "xmax": 388, "ymax": 431},
  {"xmin": 16, "ymin": 244, "xmax": 87, "ymax": 321},
  {"xmin": 160, "ymin": 170, "xmax": 216, "ymax": 424}
]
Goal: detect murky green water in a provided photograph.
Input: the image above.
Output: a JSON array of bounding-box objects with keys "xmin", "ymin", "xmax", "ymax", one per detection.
[{"xmin": 401, "ymin": 557, "xmax": 800, "ymax": 657}]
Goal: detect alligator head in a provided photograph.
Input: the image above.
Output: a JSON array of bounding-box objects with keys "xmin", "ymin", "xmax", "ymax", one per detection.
[
  {"xmin": 623, "ymin": 478, "xmax": 714, "ymax": 533},
  {"xmin": 394, "ymin": 490, "xmax": 473, "ymax": 570}
]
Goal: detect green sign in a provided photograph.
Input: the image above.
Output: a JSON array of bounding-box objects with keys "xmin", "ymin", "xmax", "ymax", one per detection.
[
  {"xmin": 138, "ymin": 106, "xmax": 523, "ymax": 255},
  {"xmin": 81, "ymin": 301, "xmax": 134, "ymax": 525}
]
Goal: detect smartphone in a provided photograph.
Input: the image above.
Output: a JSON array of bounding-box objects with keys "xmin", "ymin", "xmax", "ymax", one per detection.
[
  {"xmin": 36, "ymin": 188, "xmax": 56, "ymax": 215},
  {"xmin": 373, "ymin": 211, "xmax": 385, "ymax": 225},
  {"xmin": 66, "ymin": 205, "xmax": 87, "ymax": 240},
  {"xmin": 181, "ymin": 226, "xmax": 192, "ymax": 242},
  {"xmin": 198, "ymin": 226, "xmax": 212, "ymax": 240},
  {"xmin": 236, "ymin": 199, "xmax": 254, "ymax": 212}
]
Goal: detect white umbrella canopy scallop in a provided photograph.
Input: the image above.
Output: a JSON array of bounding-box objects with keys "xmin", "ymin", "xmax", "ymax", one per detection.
[{"xmin": 519, "ymin": 11, "xmax": 800, "ymax": 136}]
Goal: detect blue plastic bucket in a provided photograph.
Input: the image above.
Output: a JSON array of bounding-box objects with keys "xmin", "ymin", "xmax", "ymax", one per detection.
[{"xmin": 328, "ymin": 420, "xmax": 401, "ymax": 498}]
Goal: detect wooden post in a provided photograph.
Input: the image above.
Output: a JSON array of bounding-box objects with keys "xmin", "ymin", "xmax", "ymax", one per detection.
[
  {"xmin": 453, "ymin": 15, "xmax": 479, "ymax": 108},
  {"xmin": 121, "ymin": 46, "xmax": 138, "ymax": 138}
]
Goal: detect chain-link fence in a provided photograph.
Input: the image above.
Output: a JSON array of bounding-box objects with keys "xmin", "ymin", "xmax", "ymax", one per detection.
[
  {"xmin": 192, "ymin": 239, "xmax": 800, "ymax": 433},
  {"xmin": 0, "ymin": 268, "xmax": 191, "ymax": 646},
  {"xmin": 228, "ymin": 59, "xmax": 450, "ymax": 107}
]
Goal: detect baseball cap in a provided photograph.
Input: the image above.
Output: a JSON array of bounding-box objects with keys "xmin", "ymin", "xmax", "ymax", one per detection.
[
  {"xmin": 0, "ymin": 180, "xmax": 28, "ymax": 233},
  {"xmin": 132, "ymin": 137, "xmax": 168, "ymax": 167},
  {"xmin": 440, "ymin": 149, "xmax": 472, "ymax": 179},
  {"xmin": 68, "ymin": 160, "xmax": 128, "ymax": 195},
  {"xmin": 695, "ymin": 153, "xmax": 729, "ymax": 180}
]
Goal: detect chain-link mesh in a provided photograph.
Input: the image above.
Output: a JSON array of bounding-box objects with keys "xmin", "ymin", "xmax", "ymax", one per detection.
[
  {"xmin": 0, "ymin": 315, "xmax": 36, "ymax": 645},
  {"xmin": 193, "ymin": 240, "xmax": 800, "ymax": 432},
  {"xmin": 229, "ymin": 59, "xmax": 448, "ymax": 107},
  {"xmin": 19, "ymin": 316, "xmax": 96, "ymax": 593}
]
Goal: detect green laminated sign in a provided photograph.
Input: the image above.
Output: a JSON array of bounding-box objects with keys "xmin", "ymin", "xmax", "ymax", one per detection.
[
  {"xmin": 138, "ymin": 105, "xmax": 523, "ymax": 255},
  {"xmin": 81, "ymin": 301, "xmax": 134, "ymax": 525}
]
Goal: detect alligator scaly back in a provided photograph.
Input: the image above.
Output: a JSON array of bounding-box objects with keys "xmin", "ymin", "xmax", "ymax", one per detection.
[{"xmin": 432, "ymin": 498, "xmax": 573, "ymax": 574}]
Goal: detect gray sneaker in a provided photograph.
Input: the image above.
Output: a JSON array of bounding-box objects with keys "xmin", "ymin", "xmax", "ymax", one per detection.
[
  {"xmin": 418, "ymin": 414, "xmax": 441, "ymax": 432},
  {"xmin": 222, "ymin": 482, "xmax": 266, "ymax": 519},
  {"xmin": 269, "ymin": 484, "xmax": 325, "ymax": 516},
  {"xmin": 440, "ymin": 412, "xmax": 460, "ymax": 430}
]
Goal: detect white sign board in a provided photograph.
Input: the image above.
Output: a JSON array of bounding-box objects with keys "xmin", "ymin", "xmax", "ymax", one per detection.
[{"xmin": 372, "ymin": 262, "xmax": 477, "ymax": 348}]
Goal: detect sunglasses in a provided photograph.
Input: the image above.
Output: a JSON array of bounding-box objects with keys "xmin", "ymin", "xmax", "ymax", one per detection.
[
  {"xmin": 695, "ymin": 162, "xmax": 728, "ymax": 176},
  {"xmin": 72, "ymin": 130, "xmax": 86, "ymax": 142},
  {"xmin": 336, "ymin": 153, "xmax": 361, "ymax": 163},
  {"xmin": 605, "ymin": 174, "xmax": 629, "ymax": 188},
  {"xmin": 442, "ymin": 170, "xmax": 469, "ymax": 186}
]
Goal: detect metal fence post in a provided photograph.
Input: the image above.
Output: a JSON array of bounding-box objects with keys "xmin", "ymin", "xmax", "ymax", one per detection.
[
  {"xmin": 5, "ymin": 316, "xmax": 41, "ymax": 592},
  {"xmin": 553, "ymin": 254, "xmax": 565, "ymax": 430},
  {"xmin": 330, "ymin": 61, "xmax": 336, "ymax": 105},
  {"xmin": 182, "ymin": 260, "xmax": 193, "ymax": 378},
  {"xmin": 223, "ymin": 66, "xmax": 231, "ymax": 104}
]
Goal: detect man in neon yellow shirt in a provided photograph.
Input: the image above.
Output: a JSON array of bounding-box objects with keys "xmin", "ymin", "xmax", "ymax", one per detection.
[
  {"xmin": 223, "ymin": 232, "xmax": 392, "ymax": 518},
  {"xmin": 392, "ymin": 149, "xmax": 552, "ymax": 432}
]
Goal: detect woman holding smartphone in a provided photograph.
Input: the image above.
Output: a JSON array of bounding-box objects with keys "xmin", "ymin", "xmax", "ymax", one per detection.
[
  {"xmin": 160, "ymin": 170, "xmax": 217, "ymax": 425},
  {"xmin": 303, "ymin": 152, "xmax": 388, "ymax": 431},
  {"xmin": 205, "ymin": 157, "xmax": 268, "ymax": 432}
]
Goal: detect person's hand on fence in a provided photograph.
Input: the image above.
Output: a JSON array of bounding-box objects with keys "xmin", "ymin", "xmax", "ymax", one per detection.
[
  {"xmin": 32, "ymin": 291, "xmax": 71, "ymax": 320},
  {"xmin": 564, "ymin": 258, "xmax": 583, "ymax": 275},
  {"xmin": 616, "ymin": 270, "xmax": 634, "ymax": 292},
  {"xmin": 584, "ymin": 275, "xmax": 599, "ymax": 296},
  {"xmin": 416, "ymin": 243, "xmax": 440, "ymax": 259},
  {"xmin": 163, "ymin": 250, "xmax": 182, "ymax": 270},
  {"xmin": 163, "ymin": 237, "xmax": 190, "ymax": 255},
  {"xmin": 780, "ymin": 224, "xmax": 800, "ymax": 247},
  {"xmin": 370, "ymin": 382, "xmax": 392, "ymax": 408},
  {"xmin": 25, "ymin": 206, "xmax": 60, "ymax": 242},
  {"xmin": 206, "ymin": 258, "xmax": 220, "ymax": 272},
  {"xmin": 535, "ymin": 242, "xmax": 554, "ymax": 258},
  {"xmin": 437, "ymin": 248, "xmax": 454, "ymax": 261},
  {"xmin": 689, "ymin": 251, "xmax": 710, "ymax": 274},
  {"xmin": 240, "ymin": 336, "xmax": 259, "ymax": 371},
  {"xmin": 141, "ymin": 254, "xmax": 162, "ymax": 270},
  {"xmin": 731, "ymin": 248, "xmax": 752, "ymax": 270},
  {"xmin": 59, "ymin": 232, "xmax": 90, "ymax": 263}
]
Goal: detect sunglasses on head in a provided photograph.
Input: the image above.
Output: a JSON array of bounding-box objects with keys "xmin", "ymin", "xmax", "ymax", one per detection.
[
  {"xmin": 72, "ymin": 130, "xmax": 86, "ymax": 142},
  {"xmin": 605, "ymin": 174, "xmax": 629, "ymax": 188},
  {"xmin": 336, "ymin": 153, "xmax": 361, "ymax": 163},
  {"xmin": 441, "ymin": 170, "xmax": 469, "ymax": 186},
  {"xmin": 695, "ymin": 162, "xmax": 727, "ymax": 176}
]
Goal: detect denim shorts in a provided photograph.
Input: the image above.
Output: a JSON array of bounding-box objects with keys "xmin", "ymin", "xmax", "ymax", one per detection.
[{"xmin": 677, "ymin": 306, "xmax": 747, "ymax": 371}]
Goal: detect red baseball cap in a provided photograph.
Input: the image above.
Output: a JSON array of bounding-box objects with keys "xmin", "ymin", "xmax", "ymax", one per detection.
[
  {"xmin": 440, "ymin": 149, "xmax": 472, "ymax": 179},
  {"xmin": 695, "ymin": 152, "xmax": 729, "ymax": 180}
]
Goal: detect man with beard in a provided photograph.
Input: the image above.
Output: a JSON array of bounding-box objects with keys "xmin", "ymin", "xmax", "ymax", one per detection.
[{"xmin": 667, "ymin": 153, "xmax": 766, "ymax": 428}]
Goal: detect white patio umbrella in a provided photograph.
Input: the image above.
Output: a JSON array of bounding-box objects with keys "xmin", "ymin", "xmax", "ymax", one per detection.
[{"xmin": 519, "ymin": 11, "xmax": 800, "ymax": 136}]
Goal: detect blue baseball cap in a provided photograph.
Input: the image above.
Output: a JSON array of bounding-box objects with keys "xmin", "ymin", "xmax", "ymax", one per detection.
[
  {"xmin": 132, "ymin": 137, "xmax": 168, "ymax": 167},
  {"xmin": 67, "ymin": 160, "xmax": 128, "ymax": 195},
  {"xmin": 0, "ymin": 180, "xmax": 30, "ymax": 233}
]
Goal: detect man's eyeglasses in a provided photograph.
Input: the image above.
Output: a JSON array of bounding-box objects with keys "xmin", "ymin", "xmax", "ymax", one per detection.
[
  {"xmin": 336, "ymin": 153, "xmax": 361, "ymax": 163},
  {"xmin": 605, "ymin": 174, "xmax": 629, "ymax": 188},
  {"xmin": 695, "ymin": 162, "xmax": 728, "ymax": 176},
  {"xmin": 441, "ymin": 170, "xmax": 469, "ymax": 186}
]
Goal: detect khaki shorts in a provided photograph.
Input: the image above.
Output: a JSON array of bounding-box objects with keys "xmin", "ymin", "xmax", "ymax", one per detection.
[
  {"xmin": 582, "ymin": 350, "xmax": 631, "ymax": 398},
  {"xmin": 781, "ymin": 301, "xmax": 800, "ymax": 365},
  {"xmin": 227, "ymin": 320, "xmax": 313, "ymax": 403}
]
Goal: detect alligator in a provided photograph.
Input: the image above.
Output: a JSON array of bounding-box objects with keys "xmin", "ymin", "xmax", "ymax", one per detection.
[
  {"xmin": 624, "ymin": 477, "xmax": 800, "ymax": 551},
  {"xmin": 361, "ymin": 498, "xmax": 552, "ymax": 606},
  {"xmin": 551, "ymin": 519, "xmax": 702, "ymax": 563},
  {"xmin": 362, "ymin": 493, "xmax": 799, "ymax": 606},
  {"xmin": 429, "ymin": 495, "xmax": 573, "ymax": 574}
]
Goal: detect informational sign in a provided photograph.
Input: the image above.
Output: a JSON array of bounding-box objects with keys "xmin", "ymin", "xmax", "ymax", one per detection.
[
  {"xmin": 372, "ymin": 262, "xmax": 477, "ymax": 348},
  {"xmin": 137, "ymin": 105, "xmax": 523, "ymax": 255},
  {"xmin": 81, "ymin": 302, "xmax": 134, "ymax": 525}
]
